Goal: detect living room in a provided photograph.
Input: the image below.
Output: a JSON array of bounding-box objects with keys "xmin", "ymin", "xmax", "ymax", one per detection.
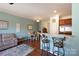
[{"xmin": 0, "ymin": 3, "xmax": 79, "ymax": 56}]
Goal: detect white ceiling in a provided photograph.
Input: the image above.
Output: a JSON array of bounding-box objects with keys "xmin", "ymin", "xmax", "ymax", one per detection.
[{"xmin": 0, "ymin": 3, "xmax": 72, "ymax": 20}]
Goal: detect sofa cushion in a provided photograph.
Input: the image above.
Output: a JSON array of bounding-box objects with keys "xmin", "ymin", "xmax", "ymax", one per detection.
[
  {"xmin": 2, "ymin": 33, "xmax": 16, "ymax": 40},
  {"xmin": 0, "ymin": 41, "xmax": 2, "ymax": 47},
  {"xmin": 0, "ymin": 34, "xmax": 2, "ymax": 46},
  {"xmin": 0, "ymin": 34, "xmax": 2, "ymax": 41},
  {"xmin": 2, "ymin": 39, "xmax": 15, "ymax": 45},
  {"xmin": 1, "ymin": 33, "xmax": 16, "ymax": 45},
  {"xmin": 2, "ymin": 33, "xmax": 17, "ymax": 45},
  {"xmin": 0, "ymin": 33, "xmax": 17, "ymax": 51}
]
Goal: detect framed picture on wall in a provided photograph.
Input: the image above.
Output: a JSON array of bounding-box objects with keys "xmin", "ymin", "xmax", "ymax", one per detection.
[
  {"xmin": 27, "ymin": 24, "xmax": 33, "ymax": 30},
  {"xmin": 0, "ymin": 20, "xmax": 8, "ymax": 29}
]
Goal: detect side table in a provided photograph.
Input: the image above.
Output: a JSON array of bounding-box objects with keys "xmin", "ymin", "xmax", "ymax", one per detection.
[{"xmin": 18, "ymin": 38, "xmax": 26, "ymax": 45}]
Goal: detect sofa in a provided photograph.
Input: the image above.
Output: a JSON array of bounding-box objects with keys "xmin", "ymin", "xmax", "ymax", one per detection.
[{"xmin": 0, "ymin": 33, "xmax": 17, "ymax": 51}]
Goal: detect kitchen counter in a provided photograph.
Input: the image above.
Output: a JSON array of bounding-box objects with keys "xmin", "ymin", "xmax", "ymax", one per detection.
[{"xmin": 40, "ymin": 33, "xmax": 74, "ymax": 39}]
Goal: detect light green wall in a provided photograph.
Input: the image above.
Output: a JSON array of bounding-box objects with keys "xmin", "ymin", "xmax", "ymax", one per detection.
[
  {"xmin": 71, "ymin": 3, "xmax": 79, "ymax": 49},
  {"xmin": 39, "ymin": 19, "xmax": 50, "ymax": 33},
  {"xmin": 62, "ymin": 3, "xmax": 79, "ymax": 55},
  {"xmin": 64, "ymin": 3, "xmax": 79, "ymax": 50},
  {"xmin": 0, "ymin": 12, "xmax": 38, "ymax": 37},
  {"xmin": 61, "ymin": 3, "xmax": 79, "ymax": 55}
]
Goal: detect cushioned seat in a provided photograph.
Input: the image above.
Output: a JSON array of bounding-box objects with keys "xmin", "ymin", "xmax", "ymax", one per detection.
[
  {"xmin": 42, "ymin": 39, "xmax": 50, "ymax": 43},
  {"xmin": 52, "ymin": 37, "xmax": 65, "ymax": 56},
  {"xmin": 41, "ymin": 35, "xmax": 50, "ymax": 56}
]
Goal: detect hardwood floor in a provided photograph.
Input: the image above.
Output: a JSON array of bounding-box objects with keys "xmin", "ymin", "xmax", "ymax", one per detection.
[{"xmin": 23, "ymin": 39, "xmax": 54, "ymax": 56}]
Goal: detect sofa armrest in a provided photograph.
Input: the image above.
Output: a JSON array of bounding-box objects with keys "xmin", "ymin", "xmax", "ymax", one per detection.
[{"xmin": 13, "ymin": 38, "xmax": 18, "ymax": 44}]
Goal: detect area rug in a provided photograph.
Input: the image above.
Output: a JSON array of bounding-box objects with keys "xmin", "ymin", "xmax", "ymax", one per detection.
[{"xmin": 0, "ymin": 44, "xmax": 34, "ymax": 56}]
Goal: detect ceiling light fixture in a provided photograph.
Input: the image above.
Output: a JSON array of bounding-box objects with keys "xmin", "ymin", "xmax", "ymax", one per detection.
[
  {"xmin": 34, "ymin": 16, "xmax": 42, "ymax": 22},
  {"xmin": 36, "ymin": 20, "xmax": 40, "ymax": 22},
  {"xmin": 9, "ymin": 3, "xmax": 14, "ymax": 5}
]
